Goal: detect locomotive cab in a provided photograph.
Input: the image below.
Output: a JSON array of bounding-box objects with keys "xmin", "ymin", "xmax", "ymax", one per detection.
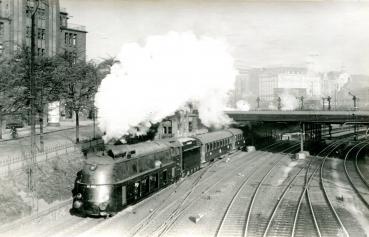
[{"xmin": 73, "ymin": 154, "xmax": 115, "ymax": 217}]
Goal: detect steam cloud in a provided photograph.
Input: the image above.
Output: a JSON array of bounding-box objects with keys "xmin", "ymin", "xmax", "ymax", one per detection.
[
  {"xmin": 236, "ymin": 100, "xmax": 251, "ymax": 111},
  {"xmin": 280, "ymin": 92, "xmax": 299, "ymax": 111},
  {"xmin": 95, "ymin": 32, "xmax": 237, "ymax": 141}
]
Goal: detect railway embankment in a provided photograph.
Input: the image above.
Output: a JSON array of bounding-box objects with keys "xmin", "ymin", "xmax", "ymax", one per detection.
[{"xmin": 0, "ymin": 151, "xmax": 84, "ymax": 226}]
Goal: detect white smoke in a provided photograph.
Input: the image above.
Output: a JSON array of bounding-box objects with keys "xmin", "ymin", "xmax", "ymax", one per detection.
[
  {"xmin": 95, "ymin": 32, "xmax": 237, "ymax": 141},
  {"xmin": 280, "ymin": 93, "xmax": 299, "ymax": 111},
  {"xmin": 236, "ymin": 100, "xmax": 250, "ymax": 111}
]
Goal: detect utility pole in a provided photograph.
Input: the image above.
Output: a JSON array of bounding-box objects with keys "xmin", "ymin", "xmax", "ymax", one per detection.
[
  {"xmin": 28, "ymin": 0, "xmax": 40, "ymax": 211},
  {"xmin": 322, "ymin": 97, "xmax": 326, "ymax": 111},
  {"xmin": 256, "ymin": 97, "xmax": 260, "ymax": 109},
  {"xmin": 300, "ymin": 123, "xmax": 305, "ymax": 152}
]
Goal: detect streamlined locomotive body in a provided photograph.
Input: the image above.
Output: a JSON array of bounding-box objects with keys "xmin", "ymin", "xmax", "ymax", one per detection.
[{"xmin": 72, "ymin": 129, "xmax": 245, "ymax": 217}]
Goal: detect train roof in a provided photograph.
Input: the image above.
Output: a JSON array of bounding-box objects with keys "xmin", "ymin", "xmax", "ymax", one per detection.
[
  {"xmin": 108, "ymin": 140, "xmax": 171, "ymax": 159},
  {"xmin": 226, "ymin": 128, "xmax": 243, "ymax": 135},
  {"xmin": 194, "ymin": 130, "xmax": 233, "ymax": 144},
  {"xmin": 86, "ymin": 154, "xmax": 115, "ymax": 165}
]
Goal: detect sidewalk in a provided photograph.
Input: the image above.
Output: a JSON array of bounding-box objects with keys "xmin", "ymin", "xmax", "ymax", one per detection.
[
  {"xmin": 0, "ymin": 120, "xmax": 97, "ymax": 160},
  {"xmin": 0, "ymin": 120, "xmax": 93, "ymax": 141}
]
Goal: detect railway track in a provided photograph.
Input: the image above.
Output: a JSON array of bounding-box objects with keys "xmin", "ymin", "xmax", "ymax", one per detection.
[
  {"xmin": 292, "ymin": 139, "xmax": 350, "ymax": 237},
  {"xmin": 243, "ymin": 144, "xmax": 300, "ymax": 237},
  {"xmin": 214, "ymin": 153, "xmax": 286, "ymax": 237},
  {"xmin": 262, "ymin": 162, "xmax": 306, "ymax": 237},
  {"xmin": 343, "ymin": 142, "xmax": 369, "ymax": 209},
  {"xmin": 355, "ymin": 145, "xmax": 369, "ymax": 189},
  {"xmin": 150, "ymin": 143, "xmax": 300, "ymax": 237},
  {"xmin": 205, "ymin": 143, "xmax": 299, "ymax": 237},
  {"xmin": 78, "ymin": 145, "xmax": 277, "ymax": 237},
  {"xmin": 334, "ymin": 141, "xmax": 369, "ymax": 237},
  {"xmin": 315, "ymin": 140, "xmax": 349, "ymax": 237}
]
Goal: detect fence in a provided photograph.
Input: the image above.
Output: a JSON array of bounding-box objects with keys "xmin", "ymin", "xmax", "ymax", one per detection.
[
  {"xmin": 0, "ymin": 198, "xmax": 72, "ymax": 233},
  {"xmin": 0, "ymin": 139, "xmax": 104, "ymax": 174}
]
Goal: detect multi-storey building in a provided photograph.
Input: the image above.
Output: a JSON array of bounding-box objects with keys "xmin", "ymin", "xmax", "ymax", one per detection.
[
  {"xmin": 258, "ymin": 67, "xmax": 322, "ymax": 101},
  {"xmin": 0, "ymin": 0, "xmax": 86, "ymax": 61}
]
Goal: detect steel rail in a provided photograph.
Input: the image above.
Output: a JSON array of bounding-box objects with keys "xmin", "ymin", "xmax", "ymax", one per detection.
[
  {"xmin": 156, "ymin": 143, "xmax": 301, "ymax": 237},
  {"xmin": 343, "ymin": 142, "xmax": 369, "ymax": 209},
  {"xmin": 262, "ymin": 165, "xmax": 305, "ymax": 237},
  {"xmin": 291, "ymin": 138, "xmax": 351, "ymax": 237},
  {"xmin": 320, "ymin": 148, "xmax": 349, "ymax": 237},
  {"xmin": 355, "ymin": 144, "xmax": 369, "ymax": 189},
  {"xmin": 243, "ymin": 143, "xmax": 300, "ymax": 237},
  {"xmin": 214, "ymin": 152, "xmax": 285, "ymax": 237}
]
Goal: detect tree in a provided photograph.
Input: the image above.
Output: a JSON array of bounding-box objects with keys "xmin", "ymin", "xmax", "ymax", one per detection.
[
  {"xmin": 54, "ymin": 57, "xmax": 99, "ymax": 143},
  {"xmin": 33, "ymin": 56, "xmax": 65, "ymax": 150},
  {"xmin": 0, "ymin": 55, "xmax": 28, "ymax": 139}
]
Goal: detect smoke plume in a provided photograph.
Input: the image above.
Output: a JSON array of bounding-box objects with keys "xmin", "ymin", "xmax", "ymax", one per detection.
[
  {"xmin": 280, "ymin": 92, "xmax": 299, "ymax": 110},
  {"xmin": 236, "ymin": 100, "xmax": 251, "ymax": 111},
  {"xmin": 95, "ymin": 32, "xmax": 237, "ymax": 141}
]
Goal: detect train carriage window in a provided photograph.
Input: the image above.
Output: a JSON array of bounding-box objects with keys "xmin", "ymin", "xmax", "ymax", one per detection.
[
  {"xmin": 150, "ymin": 173, "xmax": 159, "ymax": 191},
  {"xmin": 162, "ymin": 169, "xmax": 168, "ymax": 186},
  {"xmin": 206, "ymin": 144, "xmax": 209, "ymax": 152},
  {"xmin": 134, "ymin": 182, "xmax": 140, "ymax": 200},
  {"xmin": 141, "ymin": 177, "xmax": 149, "ymax": 196},
  {"xmin": 122, "ymin": 186, "xmax": 127, "ymax": 206}
]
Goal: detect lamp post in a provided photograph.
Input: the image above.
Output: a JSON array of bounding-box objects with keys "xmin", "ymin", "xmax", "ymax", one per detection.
[
  {"xmin": 322, "ymin": 97, "xmax": 326, "ymax": 111},
  {"xmin": 277, "ymin": 97, "xmax": 281, "ymax": 111},
  {"xmin": 256, "ymin": 97, "xmax": 260, "ymax": 109},
  {"xmin": 327, "ymin": 96, "xmax": 331, "ymax": 111},
  {"xmin": 299, "ymin": 96, "xmax": 304, "ymax": 110}
]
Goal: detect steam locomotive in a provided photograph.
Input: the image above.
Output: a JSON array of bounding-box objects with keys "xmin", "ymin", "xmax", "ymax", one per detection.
[{"xmin": 72, "ymin": 128, "xmax": 245, "ymax": 217}]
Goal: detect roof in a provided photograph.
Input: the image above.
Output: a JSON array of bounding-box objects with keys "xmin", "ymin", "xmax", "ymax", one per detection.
[
  {"xmin": 86, "ymin": 155, "xmax": 115, "ymax": 165},
  {"xmin": 226, "ymin": 128, "xmax": 243, "ymax": 136},
  {"xmin": 177, "ymin": 137, "xmax": 197, "ymax": 143},
  {"xmin": 108, "ymin": 141, "xmax": 170, "ymax": 158},
  {"xmin": 194, "ymin": 130, "xmax": 233, "ymax": 144}
]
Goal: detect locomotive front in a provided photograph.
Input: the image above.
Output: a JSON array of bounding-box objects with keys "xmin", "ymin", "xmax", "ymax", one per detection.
[{"xmin": 72, "ymin": 155, "xmax": 115, "ymax": 217}]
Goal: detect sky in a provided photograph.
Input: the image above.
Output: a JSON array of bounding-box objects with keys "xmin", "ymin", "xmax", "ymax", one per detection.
[{"xmin": 60, "ymin": 0, "xmax": 369, "ymax": 75}]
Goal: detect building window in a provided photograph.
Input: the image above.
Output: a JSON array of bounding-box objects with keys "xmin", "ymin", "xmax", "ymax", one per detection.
[
  {"xmin": 26, "ymin": 26, "xmax": 31, "ymax": 38},
  {"xmin": 64, "ymin": 32, "xmax": 68, "ymax": 44},
  {"xmin": 69, "ymin": 33, "xmax": 73, "ymax": 45},
  {"xmin": 72, "ymin": 52, "xmax": 77, "ymax": 64},
  {"xmin": 72, "ymin": 34, "xmax": 77, "ymax": 45},
  {"xmin": 41, "ymin": 29, "xmax": 45, "ymax": 40},
  {"xmin": 0, "ymin": 22, "xmax": 4, "ymax": 37},
  {"xmin": 37, "ymin": 28, "xmax": 42, "ymax": 39}
]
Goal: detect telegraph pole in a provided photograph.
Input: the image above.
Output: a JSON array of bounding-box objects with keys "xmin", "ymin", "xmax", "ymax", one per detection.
[{"xmin": 28, "ymin": 1, "xmax": 40, "ymax": 211}]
